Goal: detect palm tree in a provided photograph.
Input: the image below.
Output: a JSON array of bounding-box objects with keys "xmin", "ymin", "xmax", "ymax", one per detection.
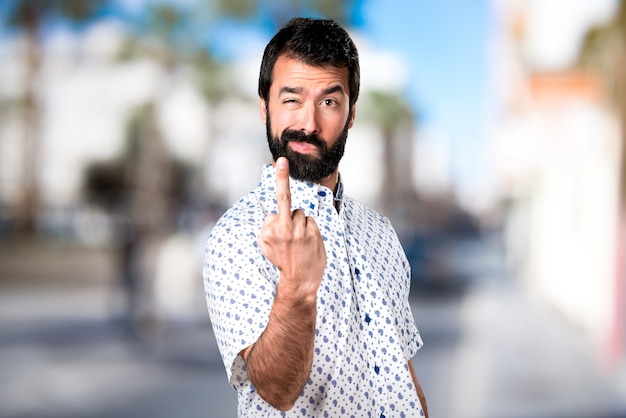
[
  {"xmin": 116, "ymin": 3, "xmax": 192, "ymax": 233},
  {"xmin": 359, "ymin": 90, "xmax": 420, "ymax": 227},
  {"xmin": 4, "ymin": 0, "xmax": 108, "ymax": 235}
]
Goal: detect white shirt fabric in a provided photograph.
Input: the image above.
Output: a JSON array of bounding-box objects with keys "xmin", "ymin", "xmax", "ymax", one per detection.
[{"xmin": 203, "ymin": 164, "xmax": 424, "ymax": 417}]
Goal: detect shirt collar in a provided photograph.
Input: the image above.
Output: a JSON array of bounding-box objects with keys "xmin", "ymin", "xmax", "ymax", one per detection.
[{"xmin": 258, "ymin": 164, "xmax": 343, "ymax": 216}]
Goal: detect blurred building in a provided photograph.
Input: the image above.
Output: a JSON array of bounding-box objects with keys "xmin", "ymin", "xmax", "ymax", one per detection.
[{"xmin": 491, "ymin": 0, "xmax": 625, "ymax": 370}]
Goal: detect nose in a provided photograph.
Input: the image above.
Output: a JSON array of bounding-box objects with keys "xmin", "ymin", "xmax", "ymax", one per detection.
[{"xmin": 299, "ymin": 103, "xmax": 320, "ymax": 135}]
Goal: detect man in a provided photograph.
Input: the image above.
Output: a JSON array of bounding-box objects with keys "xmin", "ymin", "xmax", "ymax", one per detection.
[{"xmin": 203, "ymin": 17, "xmax": 428, "ymax": 417}]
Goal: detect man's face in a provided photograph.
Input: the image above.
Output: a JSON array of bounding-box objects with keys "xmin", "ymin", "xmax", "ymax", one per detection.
[{"xmin": 261, "ymin": 55, "xmax": 355, "ymax": 183}]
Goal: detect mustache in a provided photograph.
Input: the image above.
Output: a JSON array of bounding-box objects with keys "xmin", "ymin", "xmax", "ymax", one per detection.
[{"xmin": 281, "ymin": 129, "xmax": 325, "ymax": 148}]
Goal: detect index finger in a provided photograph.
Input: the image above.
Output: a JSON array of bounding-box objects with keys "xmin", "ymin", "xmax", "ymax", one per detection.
[{"xmin": 275, "ymin": 157, "xmax": 291, "ymax": 217}]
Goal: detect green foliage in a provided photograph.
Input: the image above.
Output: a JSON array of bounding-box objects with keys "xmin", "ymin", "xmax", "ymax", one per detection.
[
  {"xmin": 215, "ymin": 0, "xmax": 257, "ymax": 19},
  {"xmin": 360, "ymin": 90, "xmax": 415, "ymax": 132},
  {"xmin": 6, "ymin": 0, "xmax": 107, "ymax": 31},
  {"xmin": 209, "ymin": 0, "xmax": 357, "ymax": 29}
]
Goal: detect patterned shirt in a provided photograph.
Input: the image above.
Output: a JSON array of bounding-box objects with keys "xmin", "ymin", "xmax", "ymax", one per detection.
[{"xmin": 203, "ymin": 164, "xmax": 424, "ymax": 417}]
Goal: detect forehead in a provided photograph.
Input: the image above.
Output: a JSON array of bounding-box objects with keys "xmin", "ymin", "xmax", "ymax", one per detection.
[{"xmin": 271, "ymin": 55, "xmax": 350, "ymax": 94}]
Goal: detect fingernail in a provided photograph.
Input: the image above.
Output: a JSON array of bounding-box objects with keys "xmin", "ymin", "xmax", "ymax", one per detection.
[{"xmin": 277, "ymin": 157, "xmax": 287, "ymax": 169}]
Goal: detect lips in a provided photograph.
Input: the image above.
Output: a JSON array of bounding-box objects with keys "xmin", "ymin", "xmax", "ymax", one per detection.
[{"xmin": 288, "ymin": 141, "xmax": 318, "ymax": 154}]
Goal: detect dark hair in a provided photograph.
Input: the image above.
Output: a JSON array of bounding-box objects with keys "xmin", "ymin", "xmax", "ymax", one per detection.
[{"xmin": 258, "ymin": 17, "xmax": 360, "ymax": 109}]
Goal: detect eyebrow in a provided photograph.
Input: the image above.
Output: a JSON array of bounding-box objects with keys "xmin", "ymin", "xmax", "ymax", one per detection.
[
  {"xmin": 278, "ymin": 85, "xmax": 346, "ymax": 96},
  {"xmin": 278, "ymin": 86, "xmax": 302, "ymax": 95},
  {"xmin": 323, "ymin": 85, "xmax": 345, "ymax": 95}
]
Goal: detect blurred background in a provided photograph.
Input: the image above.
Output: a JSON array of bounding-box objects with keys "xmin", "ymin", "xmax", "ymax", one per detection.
[{"xmin": 1, "ymin": 0, "xmax": 626, "ymax": 417}]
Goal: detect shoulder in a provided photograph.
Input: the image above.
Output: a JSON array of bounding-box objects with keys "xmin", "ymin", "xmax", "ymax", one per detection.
[
  {"xmin": 342, "ymin": 195, "xmax": 404, "ymax": 253},
  {"xmin": 207, "ymin": 190, "xmax": 266, "ymax": 246},
  {"xmin": 343, "ymin": 195, "xmax": 392, "ymax": 227}
]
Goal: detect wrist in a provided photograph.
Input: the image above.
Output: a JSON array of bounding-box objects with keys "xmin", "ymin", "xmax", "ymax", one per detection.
[
  {"xmin": 277, "ymin": 274, "xmax": 319, "ymax": 304},
  {"xmin": 276, "ymin": 281, "xmax": 318, "ymax": 311}
]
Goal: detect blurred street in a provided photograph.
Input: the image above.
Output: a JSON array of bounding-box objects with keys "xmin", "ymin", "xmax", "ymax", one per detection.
[{"xmin": 1, "ymin": 234, "xmax": 625, "ymax": 418}]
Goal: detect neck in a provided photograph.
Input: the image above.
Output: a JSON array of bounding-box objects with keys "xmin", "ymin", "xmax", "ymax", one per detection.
[{"xmin": 319, "ymin": 170, "xmax": 339, "ymax": 192}]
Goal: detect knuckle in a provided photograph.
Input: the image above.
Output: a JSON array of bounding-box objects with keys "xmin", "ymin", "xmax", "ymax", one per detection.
[{"xmin": 277, "ymin": 193, "xmax": 290, "ymax": 203}]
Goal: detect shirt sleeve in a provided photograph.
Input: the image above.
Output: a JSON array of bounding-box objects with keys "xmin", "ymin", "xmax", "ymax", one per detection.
[
  {"xmin": 202, "ymin": 203, "xmax": 277, "ymax": 388},
  {"xmin": 387, "ymin": 219, "xmax": 423, "ymax": 360}
]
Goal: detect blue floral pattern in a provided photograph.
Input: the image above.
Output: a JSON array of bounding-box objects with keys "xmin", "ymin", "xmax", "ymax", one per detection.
[{"xmin": 203, "ymin": 164, "xmax": 424, "ymax": 417}]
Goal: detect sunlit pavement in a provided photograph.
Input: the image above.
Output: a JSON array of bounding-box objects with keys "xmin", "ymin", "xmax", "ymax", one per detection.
[
  {"xmin": 1, "ymin": 236, "xmax": 626, "ymax": 418},
  {"xmin": 413, "ymin": 283, "xmax": 626, "ymax": 418}
]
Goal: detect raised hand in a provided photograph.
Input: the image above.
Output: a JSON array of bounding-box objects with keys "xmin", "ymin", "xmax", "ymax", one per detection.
[{"xmin": 258, "ymin": 157, "xmax": 326, "ymax": 299}]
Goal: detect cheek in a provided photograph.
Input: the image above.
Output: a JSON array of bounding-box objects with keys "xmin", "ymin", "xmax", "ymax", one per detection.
[
  {"xmin": 269, "ymin": 111, "xmax": 294, "ymax": 135},
  {"xmin": 323, "ymin": 113, "xmax": 350, "ymax": 136}
]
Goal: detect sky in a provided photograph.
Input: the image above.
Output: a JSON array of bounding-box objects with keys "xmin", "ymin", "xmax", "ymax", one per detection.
[
  {"xmin": 361, "ymin": 0, "xmax": 491, "ymax": 128},
  {"xmin": 360, "ymin": 0, "xmax": 493, "ymax": 200}
]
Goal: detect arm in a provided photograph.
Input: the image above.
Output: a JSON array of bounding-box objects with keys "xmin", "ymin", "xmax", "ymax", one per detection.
[
  {"xmin": 409, "ymin": 359, "xmax": 429, "ymax": 418},
  {"xmin": 242, "ymin": 157, "xmax": 326, "ymax": 411},
  {"xmin": 241, "ymin": 283, "xmax": 316, "ymax": 410}
]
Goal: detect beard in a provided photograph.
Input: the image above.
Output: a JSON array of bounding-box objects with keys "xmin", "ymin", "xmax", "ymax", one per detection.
[{"xmin": 266, "ymin": 113, "xmax": 349, "ymax": 183}]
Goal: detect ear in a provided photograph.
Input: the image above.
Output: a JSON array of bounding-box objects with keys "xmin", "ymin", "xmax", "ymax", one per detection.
[
  {"xmin": 260, "ymin": 99, "xmax": 267, "ymax": 124},
  {"xmin": 347, "ymin": 105, "xmax": 356, "ymax": 129}
]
